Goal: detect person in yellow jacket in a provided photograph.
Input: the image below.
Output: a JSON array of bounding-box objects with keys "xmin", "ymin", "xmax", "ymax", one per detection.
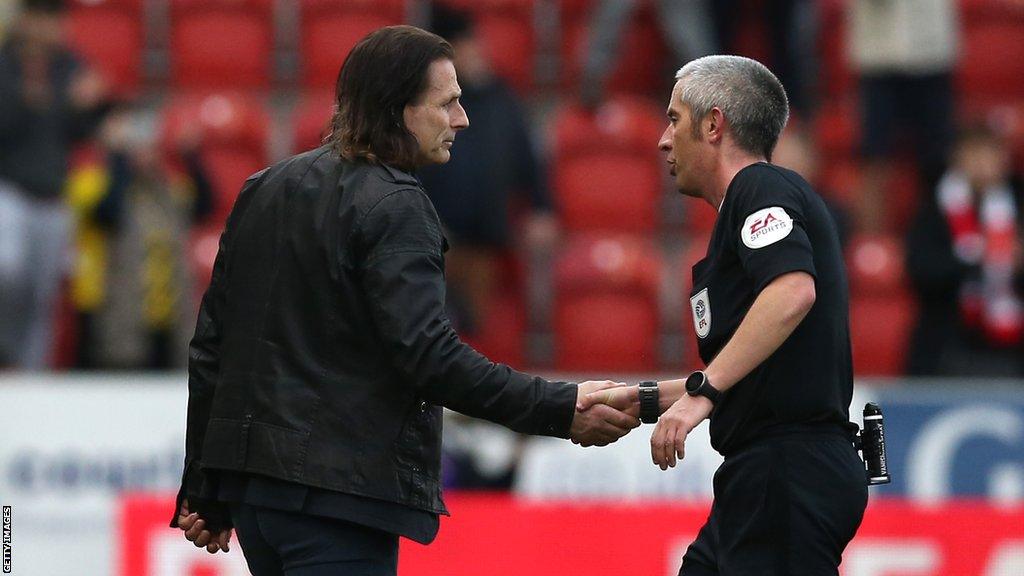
[{"xmin": 67, "ymin": 109, "xmax": 213, "ymax": 369}]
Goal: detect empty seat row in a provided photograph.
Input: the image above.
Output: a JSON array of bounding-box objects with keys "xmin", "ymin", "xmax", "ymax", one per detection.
[{"xmin": 68, "ymin": 0, "xmax": 1024, "ymax": 104}]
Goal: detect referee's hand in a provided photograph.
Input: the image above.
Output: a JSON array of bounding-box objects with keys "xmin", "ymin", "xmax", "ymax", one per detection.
[{"xmin": 650, "ymin": 395, "xmax": 713, "ymax": 470}]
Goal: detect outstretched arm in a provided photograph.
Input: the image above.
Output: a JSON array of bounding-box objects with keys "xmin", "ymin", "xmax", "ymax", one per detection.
[
  {"xmin": 357, "ymin": 188, "xmax": 638, "ymax": 444},
  {"xmin": 580, "ymin": 271, "xmax": 816, "ymax": 465}
]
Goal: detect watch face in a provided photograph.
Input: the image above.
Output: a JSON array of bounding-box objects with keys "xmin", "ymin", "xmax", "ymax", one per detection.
[{"xmin": 686, "ymin": 372, "xmax": 703, "ymax": 393}]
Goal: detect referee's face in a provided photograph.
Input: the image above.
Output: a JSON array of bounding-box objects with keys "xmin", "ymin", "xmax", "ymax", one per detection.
[{"xmin": 659, "ymin": 81, "xmax": 706, "ymax": 198}]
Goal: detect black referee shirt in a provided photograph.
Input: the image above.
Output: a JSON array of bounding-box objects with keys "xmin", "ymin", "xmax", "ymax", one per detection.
[{"xmin": 690, "ymin": 162, "xmax": 856, "ymax": 455}]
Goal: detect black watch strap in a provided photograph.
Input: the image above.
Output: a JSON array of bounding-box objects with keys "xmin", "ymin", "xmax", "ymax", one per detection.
[{"xmin": 638, "ymin": 381, "xmax": 659, "ymax": 424}]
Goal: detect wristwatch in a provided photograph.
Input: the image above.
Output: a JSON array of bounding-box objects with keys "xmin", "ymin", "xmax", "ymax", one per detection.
[
  {"xmin": 638, "ymin": 381, "xmax": 659, "ymax": 424},
  {"xmin": 685, "ymin": 371, "xmax": 721, "ymax": 405}
]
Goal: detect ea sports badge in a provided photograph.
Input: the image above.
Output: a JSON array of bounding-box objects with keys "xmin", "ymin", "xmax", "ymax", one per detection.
[
  {"xmin": 690, "ymin": 287, "xmax": 711, "ymax": 339},
  {"xmin": 741, "ymin": 206, "xmax": 793, "ymax": 249}
]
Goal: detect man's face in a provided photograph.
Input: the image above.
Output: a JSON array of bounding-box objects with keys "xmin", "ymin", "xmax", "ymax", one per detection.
[
  {"xmin": 18, "ymin": 11, "xmax": 66, "ymax": 53},
  {"xmin": 403, "ymin": 59, "xmax": 470, "ymax": 167},
  {"xmin": 956, "ymin": 139, "xmax": 1010, "ymax": 191},
  {"xmin": 658, "ymin": 81, "xmax": 707, "ymax": 198}
]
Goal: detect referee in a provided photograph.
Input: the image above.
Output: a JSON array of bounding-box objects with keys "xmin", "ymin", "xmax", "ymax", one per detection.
[{"xmin": 582, "ymin": 55, "xmax": 867, "ymax": 575}]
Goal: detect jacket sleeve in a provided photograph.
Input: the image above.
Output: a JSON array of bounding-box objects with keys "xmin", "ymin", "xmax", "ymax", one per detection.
[
  {"xmin": 355, "ymin": 188, "xmax": 577, "ymax": 437},
  {"xmin": 170, "ymin": 170, "xmax": 266, "ymax": 528}
]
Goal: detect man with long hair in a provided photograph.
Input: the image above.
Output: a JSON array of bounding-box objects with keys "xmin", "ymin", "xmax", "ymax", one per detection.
[{"xmin": 170, "ymin": 26, "xmax": 638, "ymax": 576}]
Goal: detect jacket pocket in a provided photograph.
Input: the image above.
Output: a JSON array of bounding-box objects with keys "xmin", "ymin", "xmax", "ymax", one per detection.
[{"xmin": 394, "ymin": 400, "xmax": 442, "ymax": 479}]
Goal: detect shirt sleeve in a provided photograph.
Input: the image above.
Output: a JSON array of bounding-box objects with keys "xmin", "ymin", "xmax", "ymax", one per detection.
[
  {"xmin": 732, "ymin": 169, "xmax": 817, "ymax": 294},
  {"xmin": 355, "ymin": 188, "xmax": 577, "ymax": 437}
]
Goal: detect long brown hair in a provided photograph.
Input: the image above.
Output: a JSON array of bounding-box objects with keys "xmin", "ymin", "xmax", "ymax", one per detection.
[{"xmin": 328, "ymin": 26, "xmax": 453, "ymax": 171}]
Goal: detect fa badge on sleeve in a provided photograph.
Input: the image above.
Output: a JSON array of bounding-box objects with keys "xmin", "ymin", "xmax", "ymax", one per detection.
[{"xmin": 690, "ymin": 287, "xmax": 711, "ymax": 339}]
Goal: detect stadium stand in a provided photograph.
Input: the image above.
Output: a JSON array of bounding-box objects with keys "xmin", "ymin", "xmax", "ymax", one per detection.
[
  {"xmin": 553, "ymin": 234, "xmax": 662, "ymax": 371},
  {"xmin": 551, "ymin": 97, "xmax": 665, "ymax": 233},
  {"xmin": 558, "ymin": 0, "xmax": 668, "ymax": 97},
  {"xmin": 297, "ymin": 0, "xmax": 406, "ymax": 89},
  {"xmin": 67, "ymin": 0, "xmax": 144, "ymax": 96},
  {"xmin": 441, "ymin": 0, "xmax": 538, "ymax": 93},
  {"xmin": 846, "ymin": 234, "xmax": 916, "ymax": 375},
  {"xmin": 17, "ymin": 0, "xmax": 1024, "ymax": 377},
  {"xmin": 291, "ymin": 89, "xmax": 334, "ymax": 154},
  {"xmin": 160, "ymin": 92, "xmax": 269, "ymax": 222},
  {"xmin": 168, "ymin": 0, "xmax": 274, "ymax": 90},
  {"xmin": 957, "ymin": 22, "xmax": 1024, "ymax": 103},
  {"xmin": 459, "ymin": 253, "xmax": 528, "ymax": 368}
]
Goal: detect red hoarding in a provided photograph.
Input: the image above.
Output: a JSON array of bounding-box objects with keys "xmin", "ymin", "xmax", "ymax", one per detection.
[{"xmin": 122, "ymin": 493, "xmax": 1024, "ymax": 576}]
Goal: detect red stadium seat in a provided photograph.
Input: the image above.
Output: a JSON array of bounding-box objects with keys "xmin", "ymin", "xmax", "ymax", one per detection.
[
  {"xmin": 292, "ymin": 90, "xmax": 335, "ymax": 154},
  {"xmin": 68, "ymin": 0, "xmax": 143, "ymax": 96},
  {"xmin": 443, "ymin": 0, "xmax": 537, "ymax": 92},
  {"xmin": 846, "ymin": 234, "xmax": 906, "ymax": 297},
  {"xmin": 960, "ymin": 0, "xmax": 1024, "ymax": 25},
  {"xmin": 161, "ymin": 93, "xmax": 269, "ymax": 221},
  {"xmin": 850, "ymin": 295, "xmax": 915, "ymax": 376},
  {"xmin": 457, "ymin": 250, "xmax": 527, "ymax": 367},
  {"xmin": 559, "ymin": 0, "xmax": 668, "ymax": 97},
  {"xmin": 553, "ymin": 234, "xmax": 662, "ymax": 371},
  {"xmin": 845, "ymin": 234, "xmax": 915, "ymax": 375},
  {"xmin": 815, "ymin": 98, "xmax": 859, "ymax": 160},
  {"xmin": 551, "ymin": 97, "xmax": 666, "ymax": 232},
  {"xmin": 957, "ymin": 22, "xmax": 1024, "ymax": 103},
  {"xmin": 169, "ymin": 0, "xmax": 273, "ymax": 90},
  {"xmin": 298, "ymin": 0, "xmax": 406, "ymax": 90},
  {"xmin": 461, "ymin": 292, "xmax": 526, "ymax": 368},
  {"xmin": 818, "ymin": 0, "xmax": 854, "ymax": 99}
]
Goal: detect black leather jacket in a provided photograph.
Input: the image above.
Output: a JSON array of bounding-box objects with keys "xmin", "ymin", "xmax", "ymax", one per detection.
[{"xmin": 172, "ymin": 146, "xmax": 577, "ymax": 524}]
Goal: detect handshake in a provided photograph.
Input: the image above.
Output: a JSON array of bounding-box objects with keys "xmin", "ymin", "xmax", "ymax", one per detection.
[
  {"xmin": 567, "ymin": 379, "xmax": 715, "ymax": 471},
  {"xmin": 567, "ymin": 380, "xmax": 642, "ymax": 447}
]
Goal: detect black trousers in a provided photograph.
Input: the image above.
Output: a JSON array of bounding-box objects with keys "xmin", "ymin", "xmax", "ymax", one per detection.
[
  {"xmin": 229, "ymin": 502, "xmax": 399, "ymax": 576},
  {"xmin": 679, "ymin": 433, "xmax": 868, "ymax": 575}
]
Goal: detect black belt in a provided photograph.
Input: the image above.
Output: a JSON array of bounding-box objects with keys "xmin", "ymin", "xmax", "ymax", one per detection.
[{"xmin": 722, "ymin": 422, "xmax": 855, "ymax": 458}]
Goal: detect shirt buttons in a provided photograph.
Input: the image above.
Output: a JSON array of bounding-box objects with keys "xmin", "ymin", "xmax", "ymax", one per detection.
[{"xmin": 420, "ymin": 401, "xmax": 429, "ymax": 412}]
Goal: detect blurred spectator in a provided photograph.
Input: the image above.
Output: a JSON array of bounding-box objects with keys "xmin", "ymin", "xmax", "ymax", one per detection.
[
  {"xmin": 421, "ymin": 4, "xmax": 557, "ymax": 337},
  {"xmin": 848, "ymin": 0, "xmax": 959, "ymax": 233},
  {"xmin": 0, "ymin": 0, "xmax": 16, "ymax": 42},
  {"xmin": 905, "ymin": 124, "xmax": 1024, "ymax": 377},
  {"xmin": 772, "ymin": 122, "xmax": 852, "ymax": 247},
  {"xmin": 711, "ymin": 0, "xmax": 820, "ymax": 115},
  {"xmin": 67, "ymin": 109, "xmax": 213, "ymax": 370},
  {"xmin": 579, "ymin": 0, "xmax": 717, "ymax": 107},
  {"xmin": 0, "ymin": 0, "xmax": 111, "ymax": 369},
  {"xmin": 442, "ymin": 412, "xmax": 524, "ymax": 490}
]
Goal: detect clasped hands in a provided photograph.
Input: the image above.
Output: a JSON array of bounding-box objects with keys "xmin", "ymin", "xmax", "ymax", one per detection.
[{"xmin": 572, "ymin": 380, "xmax": 714, "ymax": 470}]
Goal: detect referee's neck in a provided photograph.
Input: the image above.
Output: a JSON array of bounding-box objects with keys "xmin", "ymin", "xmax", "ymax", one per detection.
[{"xmin": 708, "ymin": 151, "xmax": 767, "ymax": 211}]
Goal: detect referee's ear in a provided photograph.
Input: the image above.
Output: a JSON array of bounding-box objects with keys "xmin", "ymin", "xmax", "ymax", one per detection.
[{"xmin": 705, "ymin": 107, "xmax": 726, "ymax": 145}]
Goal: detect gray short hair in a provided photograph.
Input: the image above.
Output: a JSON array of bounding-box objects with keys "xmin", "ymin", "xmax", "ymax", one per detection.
[{"xmin": 675, "ymin": 55, "xmax": 789, "ymax": 160}]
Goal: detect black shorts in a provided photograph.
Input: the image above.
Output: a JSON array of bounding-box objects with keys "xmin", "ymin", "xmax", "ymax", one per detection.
[{"xmin": 679, "ymin": 432, "xmax": 868, "ymax": 576}]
